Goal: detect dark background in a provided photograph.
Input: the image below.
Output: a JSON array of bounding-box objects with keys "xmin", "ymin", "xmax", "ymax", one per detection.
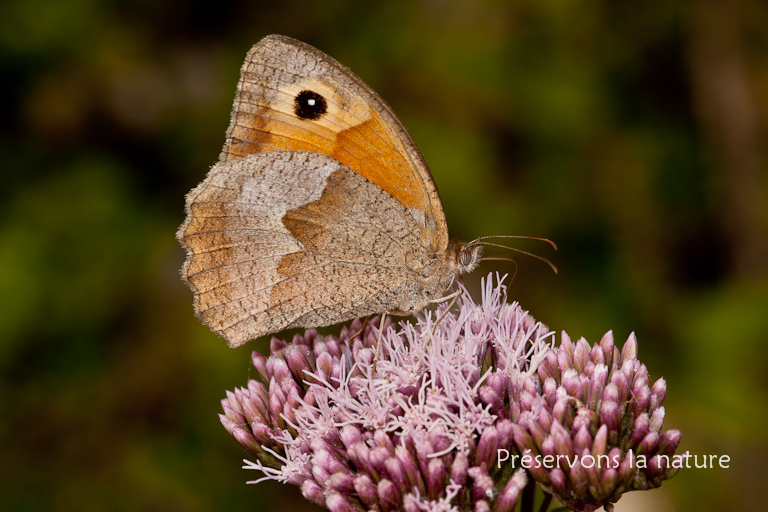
[{"xmin": 2, "ymin": 1, "xmax": 767, "ymax": 510}]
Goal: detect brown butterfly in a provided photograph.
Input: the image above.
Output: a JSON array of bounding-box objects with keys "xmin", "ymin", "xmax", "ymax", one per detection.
[{"xmin": 177, "ymin": 35, "xmax": 487, "ymax": 347}]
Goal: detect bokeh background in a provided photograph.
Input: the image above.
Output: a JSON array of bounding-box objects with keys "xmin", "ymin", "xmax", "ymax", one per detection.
[{"xmin": 2, "ymin": 1, "xmax": 767, "ymax": 510}]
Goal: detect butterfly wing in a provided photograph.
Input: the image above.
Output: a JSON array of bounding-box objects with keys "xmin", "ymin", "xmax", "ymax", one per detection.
[
  {"xmin": 179, "ymin": 151, "xmax": 425, "ymax": 347},
  {"xmin": 179, "ymin": 35, "xmax": 453, "ymax": 346},
  {"xmin": 222, "ymin": 35, "xmax": 448, "ymax": 253}
]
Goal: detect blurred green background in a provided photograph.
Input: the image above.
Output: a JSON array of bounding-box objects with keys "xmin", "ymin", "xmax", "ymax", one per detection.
[{"xmin": 2, "ymin": 1, "xmax": 767, "ymax": 510}]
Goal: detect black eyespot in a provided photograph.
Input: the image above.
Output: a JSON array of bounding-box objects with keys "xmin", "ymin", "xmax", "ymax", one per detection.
[{"xmin": 294, "ymin": 90, "xmax": 328, "ymax": 120}]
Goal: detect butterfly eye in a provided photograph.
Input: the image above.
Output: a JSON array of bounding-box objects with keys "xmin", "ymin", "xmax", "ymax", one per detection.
[
  {"xmin": 460, "ymin": 249, "xmax": 473, "ymax": 267},
  {"xmin": 457, "ymin": 244, "xmax": 482, "ymax": 274},
  {"xmin": 294, "ymin": 90, "xmax": 328, "ymax": 120}
]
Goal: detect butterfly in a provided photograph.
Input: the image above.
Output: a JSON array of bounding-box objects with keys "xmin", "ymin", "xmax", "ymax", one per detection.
[{"xmin": 177, "ymin": 35, "xmax": 485, "ymax": 347}]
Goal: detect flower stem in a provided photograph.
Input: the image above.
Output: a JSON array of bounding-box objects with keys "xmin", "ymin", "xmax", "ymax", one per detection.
[
  {"xmin": 521, "ymin": 476, "xmax": 536, "ymax": 512},
  {"xmin": 537, "ymin": 491, "xmax": 553, "ymax": 512}
]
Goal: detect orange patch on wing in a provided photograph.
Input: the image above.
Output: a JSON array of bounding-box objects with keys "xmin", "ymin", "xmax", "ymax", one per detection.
[
  {"xmin": 224, "ymin": 113, "xmax": 269, "ymax": 159},
  {"xmin": 275, "ymin": 251, "xmax": 307, "ymax": 278},
  {"xmin": 279, "ymin": 168, "xmax": 350, "ymax": 254},
  {"xmin": 332, "ymin": 110, "xmax": 427, "ymax": 216},
  {"xmin": 224, "ymin": 107, "xmax": 430, "ymax": 217}
]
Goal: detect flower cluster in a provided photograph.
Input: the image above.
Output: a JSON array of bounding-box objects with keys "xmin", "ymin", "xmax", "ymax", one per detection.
[
  {"xmin": 511, "ymin": 332, "xmax": 681, "ymax": 511},
  {"xmin": 219, "ymin": 275, "xmax": 680, "ymax": 512}
]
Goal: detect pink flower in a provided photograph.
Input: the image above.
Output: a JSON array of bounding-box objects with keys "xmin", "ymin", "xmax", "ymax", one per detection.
[{"xmin": 220, "ymin": 274, "xmax": 680, "ymax": 512}]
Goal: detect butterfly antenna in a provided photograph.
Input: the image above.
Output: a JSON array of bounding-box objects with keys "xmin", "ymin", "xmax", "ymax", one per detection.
[
  {"xmin": 480, "ymin": 256, "xmax": 517, "ymax": 263},
  {"xmin": 474, "ymin": 234, "xmax": 557, "ymax": 251},
  {"xmin": 476, "ymin": 240, "xmax": 558, "ymax": 274}
]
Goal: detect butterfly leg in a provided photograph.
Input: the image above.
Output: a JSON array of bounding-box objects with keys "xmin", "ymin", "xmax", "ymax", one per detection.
[
  {"xmin": 423, "ymin": 287, "xmax": 467, "ymax": 351},
  {"xmin": 350, "ymin": 315, "xmax": 371, "ymax": 343},
  {"xmin": 430, "ymin": 288, "xmax": 462, "ymax": 329},
  {"xmin": 371, "ymin": 310, "xmax": 411, "ymax": 373},
  {"xmin": 372, "ymin": 312, "xmax": 388, "ymax": 374}
]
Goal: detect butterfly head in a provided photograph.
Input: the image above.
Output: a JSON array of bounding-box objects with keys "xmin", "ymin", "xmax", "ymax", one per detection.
[{"xmin": 448, "ymin": 239, "xmax": 484, "ymax": 275}]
